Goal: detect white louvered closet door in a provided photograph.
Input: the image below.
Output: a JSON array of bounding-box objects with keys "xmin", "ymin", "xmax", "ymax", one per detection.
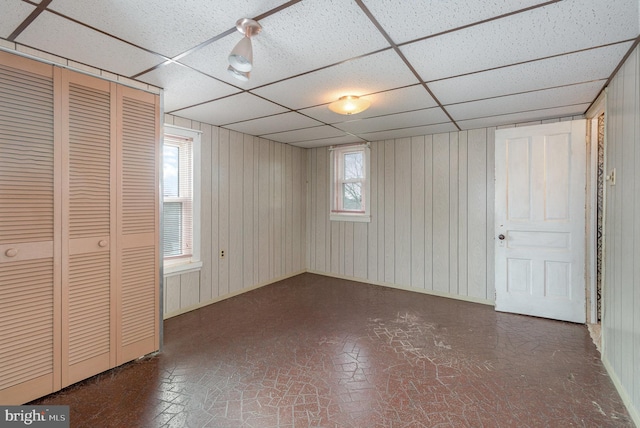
[
  {"xmin": 61, "ymin": 72, "xmax": 117, "ymax": 386},
  {"xmin": 0, "ymin": 52, "xmax": 61, "ymax": 404},
  {"xmin": 116, "ymin": 85, "xmax": 160, "ymax": 364}
]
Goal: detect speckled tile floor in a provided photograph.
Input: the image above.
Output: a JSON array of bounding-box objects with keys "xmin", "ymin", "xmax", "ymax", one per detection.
[{"xmin": 33, "ymin": 273, "xmax": 632, "ymax": 427}]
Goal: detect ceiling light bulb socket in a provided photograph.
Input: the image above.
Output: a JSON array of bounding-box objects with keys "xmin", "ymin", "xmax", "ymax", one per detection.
[{"xmin": 235, "ymin": 18, "xmax": 261, "ymax": 37}]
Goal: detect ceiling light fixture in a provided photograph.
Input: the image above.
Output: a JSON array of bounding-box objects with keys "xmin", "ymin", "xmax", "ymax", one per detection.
[
  {"xmin": 228, "ymin": 18, "xmax": 261, "ymax": 80},
  {"xmin": 328, "ymin": 95, "xmax": 371, "ymax": 115},
  {"xmin": 227, "ymin": 65, "xmax": 250, "ymax": 81}
]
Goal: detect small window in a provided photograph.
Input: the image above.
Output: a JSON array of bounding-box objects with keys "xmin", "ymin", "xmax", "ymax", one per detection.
[
  {"xmin": 163, "ymin": 126, "xmax": 201, "ymax": 274},
  {"xmin": 163, "ymin": 134, "xmax": 192, "ymax": 258},
  {"xmin": 330, "ymin": 143, "xmax": 371, "ymax": 222}
]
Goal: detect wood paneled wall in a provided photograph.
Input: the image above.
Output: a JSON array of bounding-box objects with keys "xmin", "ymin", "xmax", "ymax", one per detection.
[
  {"xmin": 307, "ymin": 129, "xmax": 497, "ymax": 303},
  {"xmin": 163, "ymin": 115, "xmax": 307, "ymax": 317},
  {"xmin": 602, "ymin": 43, "xmax": 640, "ymax": 425}
]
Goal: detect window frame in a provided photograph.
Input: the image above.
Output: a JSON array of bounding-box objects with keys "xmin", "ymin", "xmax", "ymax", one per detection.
[
  {"xmin": 329, "ymin": 143, "xmax": 371, "ymax": 222},
  {"xmin": 162, "ymin": 125, "xmax": 202, "ymax": 275}
]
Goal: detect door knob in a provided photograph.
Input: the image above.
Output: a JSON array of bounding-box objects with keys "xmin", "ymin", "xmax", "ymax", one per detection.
[
  {"xmin": 98, "ymin": 240, "xmax": 108, "ymax": 247},
  {"xmin": 5, "ymin": 248, "xmax": 18, "ymax": 257},
  {"xmin": 498, "ymin": 234, "xmax": 505, "ymax": 240}
]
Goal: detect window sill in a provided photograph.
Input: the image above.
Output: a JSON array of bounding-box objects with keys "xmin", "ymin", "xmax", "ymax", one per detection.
[
  {"xmin": 163, "ymin": 260, "xmax": 202, "ymax": 276},
  {"xmin": 330, "ymin": 213, "xmax": 371, "ymax": 223}
]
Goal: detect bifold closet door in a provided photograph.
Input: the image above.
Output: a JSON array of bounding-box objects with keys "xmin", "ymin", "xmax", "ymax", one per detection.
[
  {"xmin": 0, "ymin": 52, "xmax": 61, "ymax": 404},
  {"xmin": 61, "ymin": 72, "xmax": 117, "ymax": 386},
  {"xmin": 116, "ymin": 85, "xmax": 160, "ymax": 364}
]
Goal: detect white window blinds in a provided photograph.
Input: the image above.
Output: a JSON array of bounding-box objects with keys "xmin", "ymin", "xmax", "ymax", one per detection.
[{"xmin": 163, "ymin": 134, "xmax": 193, "ymax": 259}]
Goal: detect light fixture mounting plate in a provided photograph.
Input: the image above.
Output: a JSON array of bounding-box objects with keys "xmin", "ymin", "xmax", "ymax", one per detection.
[{"xmin": 236, "ymin": 18, "xmax": 261, "ymax": 37}]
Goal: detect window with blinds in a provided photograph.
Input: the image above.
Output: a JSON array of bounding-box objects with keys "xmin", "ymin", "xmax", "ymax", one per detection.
[
  {"xmin": 329, "ymin": 143, "xmax": 371, "ymax": 222},
  {"xmin": 163, "ymin": 134, "xmax": 193, "ymax": 259}
]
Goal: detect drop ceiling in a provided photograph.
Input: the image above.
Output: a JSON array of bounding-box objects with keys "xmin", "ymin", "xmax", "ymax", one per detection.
[{"xmin": 2, "ymin": 0, "xmax": 639, "ymax": 148}]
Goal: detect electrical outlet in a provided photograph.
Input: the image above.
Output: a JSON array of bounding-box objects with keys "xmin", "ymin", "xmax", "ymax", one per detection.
[{"xmin": 220, "ymin": 250, "xmax": 225, "ymax": 258}]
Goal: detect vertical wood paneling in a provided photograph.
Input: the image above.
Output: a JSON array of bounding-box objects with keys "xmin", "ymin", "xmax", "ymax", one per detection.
[
  {"xmin": 344, "ymin": 222, "xmax": 354, "ymax": 277},
  {"xmin": 272, "ymin": 142, "xmax": 283, "ymax": 278},
  {"xmin": 619, "ymin": 47, "xmax": 635, "ymax": 392},
  {"xmin": 485, "ymin": 127, "xmax": 496, "ymax": 301},
  {"xmin": 424, "ymin": 135, "xmax": 434, "ymax": 291},
  {"xmin": 384, "ymin": 140, "xmax": 395, "ymax": 283},
  {"xmin": 634, "ymin": 49, "xmax": 640, "ymax": 412},
  {"xmin": 377, "ymin": 140, "xmax": 386, "ymax": 282},
  {"xmin": 468, "ymin": 129, "xmax": 488, "ymax": 299},
  {"xmin": 179, "ymin": 271, "xmax": 200, "ymax": 308},
  {"xmin": 307, "ymin": 128, "xmax": 496, "ymax": 306},
  {"xmin": 395, "ymin": 138, "xmax": 411, "ymax": 287},
  {"xmin": 308, "ymin": 149, "xmax": 316, "ymax": 270},
  {"xmin": 458, "ymin": 131, "xmax": 469, "ymax": 296},
  {"xmin": 164, "ymin": 274, "xmax": 180, "ymax": 314},
  {"xmin": 432, "ymin": 133, "xmax": 450, "ymax": 293},
  {"xmin": 292, "ymin": 147, "xmax": 303, "ymax": 271},
  {"xmin": 199, "ymin": 123, "xmax": 212, "ymax": 302},
  {"xmin": 285, "ymin": 145, "xmax": 293, "ymax": 273},
  {"xmin": 339, "ymin": 222, "xmax": 346, "ymax": 274},
  {"xmin": 330, "ymin": 221, "xmax": 340, "ymax": 274},
  {"xmin": 210, "ymin": 126, "xmax": 220, "ymax": 299},
  {"xmin": 449, "ymin": 133, "xmax": 459, "ymax": 295},
  {"xmin": 218, "ymin": 129, "xmax": 230, "ymax": 297},
  {"xmin": 243, "ymin": 135, "xmax": 255, "ymax": 288},
  {"xmin": 411, "ymin": 136, "xmax": 425, "ymax": 289},
  {"xmin": 315, "ymin": 148, "xmax": 328, "ymax": 271},
  {"xmin": 229, "ymin": 131, "xmax": 243, "ymax": 293},
  {"xmin": 163, "ymin": 116, "xmax": 307, "ymax": 316},
  {"xmin": 353, "ymin": 223, "xmax": 367, "ymax": 279},
  {"xmin": 367, "ymin": 140, "xmax": 378, "ymax": 281},
  {"xmin": 258, "ymin": 139, "xmax": 270, "ymax": 282},
  {"xmin": 603, "ymin": 43, "xmax": 640, "ymax": 424},
  {"xmin": 253, "ymin": 138, "xmax": 261, "ymax": 284}
]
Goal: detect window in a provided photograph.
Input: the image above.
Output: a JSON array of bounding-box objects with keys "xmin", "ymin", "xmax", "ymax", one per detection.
[
  {"xmin": 330, "ymin": 143, "xmax": 371, "ymax": 222},
  {"xmin": 163, "ymin": 126, "xmax": 201, "ymax": 274}
]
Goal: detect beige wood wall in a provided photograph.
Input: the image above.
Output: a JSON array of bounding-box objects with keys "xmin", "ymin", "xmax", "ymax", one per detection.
[
  {"xmin": 305, "ymin": 116, "xmax": 584, "ymax": 304},
  {"xmin": 163, "ymin": 114, "xmax": 307, "ymax": 317},
  {"xmin": 306, "ymin": 129, "xmax": 497, "ymax": 303},
  {"xmin": 602, "ymin": 42, "xmax": 640, "ymax": 425}
]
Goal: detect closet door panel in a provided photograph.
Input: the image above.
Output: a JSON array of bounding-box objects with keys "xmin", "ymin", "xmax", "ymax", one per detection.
[
  {"xmin": 0, "ymin": 52, "xmax": 60, "ymax": 404},
  {"xmin": 116, "ymin": 86, "xmax": 159, "ymax": 364},
  {"xmin": 61, "ymin": 72, "xmax": 116, "ymax": 386}
]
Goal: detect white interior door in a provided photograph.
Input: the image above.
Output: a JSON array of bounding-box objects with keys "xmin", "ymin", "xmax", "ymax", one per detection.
[{"xmin": 495, "ymin": 120, "xmax": 586, "ymax": 323}]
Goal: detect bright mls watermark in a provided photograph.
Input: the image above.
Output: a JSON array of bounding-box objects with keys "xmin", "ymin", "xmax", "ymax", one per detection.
[{"xmin": 0, "ymin": 406, "xmax": 69, "ymax": 428}]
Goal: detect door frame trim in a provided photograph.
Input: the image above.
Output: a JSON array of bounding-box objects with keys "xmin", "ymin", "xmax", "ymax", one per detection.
[{"xmin": 586, "ymin": 93, "xmax": 606, "ymax": 324}]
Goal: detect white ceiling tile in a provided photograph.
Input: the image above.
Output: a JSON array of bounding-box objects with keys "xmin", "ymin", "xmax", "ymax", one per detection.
[
  {"xmin": 251, "ymin": 49, "xmax": 419, "ymax": 109},
  {"xmin": 289, "ymin": 135, "xmax": 366, "ymax": 149},
  {"xmin": 0, "ymin": 1, "xmax": 34, "ymax": 38},
  {"xmin": 335, "ymin": 108, "xmax": 449, "ymax": 134},
  {"xmin": 357, "ymin": 123, "xmax": 459, "ymax": 142},
  {"xmin": 457, "ymin": 104, "xmax": 591, "ymax": 130},
  {"xmin": 429, "ymin": 42, "xmax": 632, "ymax": 105},
  {"xmin": 180, "ymin": 0, "xmax": 390, "ymax": 88},
  {"xmin": 300, "ymin": 85, "xmax": 438, "ymax": 123},
  {"xmin": 262, "ymin": 125, "xmax": 347, "ymax": 144},
  {"xmin": 48, "ymin": 0, "xmax": 286, "ymax": 58},
  {"xmin": 173, "ymin": 92, "xmax": 287, "ymax": 125},
  {"xmin": 225, "ymin": 112, "xmax": 323, "ymax": 136},
  {"xmin": 401, "ymin": 0, "xmax": 639, "ymax": 81},
  {"xmin": 361, "ymin": 0, "xmax": 550, "ymax": 44},
  {"xmin": 138, "ymin": 63, "xmax": 240, "ymax": 112},
  {"xmin": 446, "ymin": 80, "xmax": 605, "ymax": 121},
  {"xmin": 16, "ymin": 11, "xmax": 164, "ymax": 77}
]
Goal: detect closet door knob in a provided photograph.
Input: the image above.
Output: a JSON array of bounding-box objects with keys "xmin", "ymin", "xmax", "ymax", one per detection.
[
  {"xmin": 5, "ymin": 248, "xmax": 18, "ymax": 257},
  {"xmin": 98, "ymin": 240, "xmax": 108, "ymax": 247}
]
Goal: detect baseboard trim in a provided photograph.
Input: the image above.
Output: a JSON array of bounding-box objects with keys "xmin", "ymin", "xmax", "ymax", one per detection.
[
  {"xmin": 306, "ymin": 270, "xmax": 495, "ymax": 306},
  {"xmin": 602, "ymin": 354, "xmax": 640, "ymax": 426},
  {"xmin": 163, "ymin": 269, "xmax": 307, "ymax": 319}
]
